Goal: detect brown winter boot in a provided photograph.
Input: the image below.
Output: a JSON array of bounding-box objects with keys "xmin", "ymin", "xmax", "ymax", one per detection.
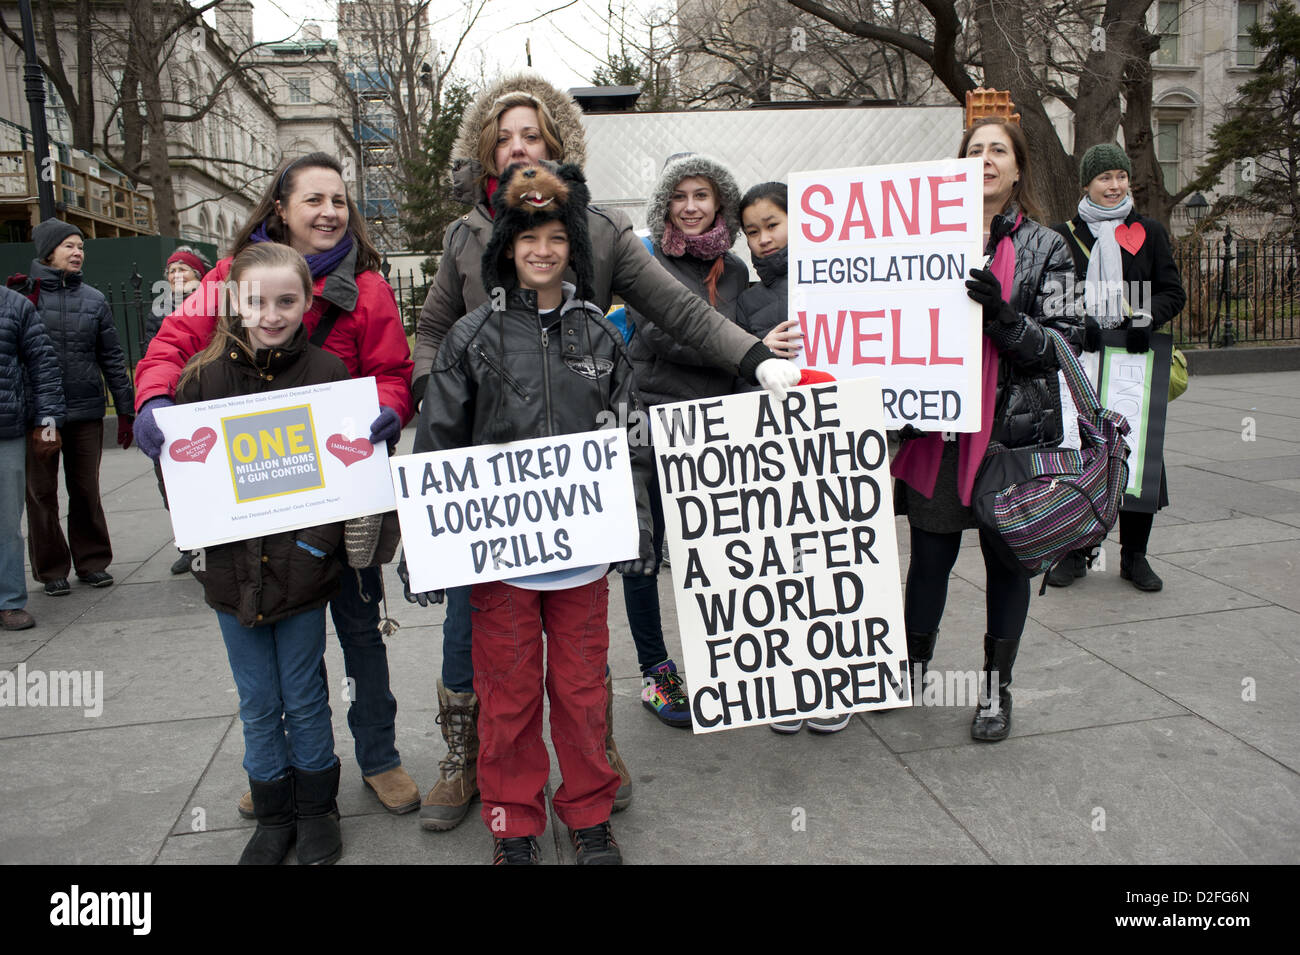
[
  {"xmin": 605, "ymin": 672, "xmax": 632, "ymax": 812},
  {"xmin": 419, "ymin": 680, "xmax": 479, "ymax": 831}
]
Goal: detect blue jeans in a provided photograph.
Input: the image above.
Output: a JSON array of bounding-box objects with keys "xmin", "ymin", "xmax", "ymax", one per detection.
[
  {"xmin": 0, "ymin": 437, "xmax": 25, "ymax": 611},
  {"xmin": 218, "ymin": 607, "xmax": 335, "ymax": 782},
  {"xmin": 329, "ymin": 564, "xmax": 401, "ymax": 775},
  {"xmin": 621, "ymin": 455, "xmax": 669, "ymax": 671},
  {"xmin": 442, "ymin": 585, "xmax": 474, "ymax": 693}
]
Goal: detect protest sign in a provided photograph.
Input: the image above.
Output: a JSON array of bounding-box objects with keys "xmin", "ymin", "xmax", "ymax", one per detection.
[
  {"xmin": 1098, "ymin": 331, "xmax": 1171, "ymax": 513},
  {"xmin": 390, "ymin": 429, "xmax": 640, "ymax": 592},
  {"xmin": 651, "ymin": 379, "xmax": 910, "ymax": 735},
  {"xmin": 788, "ymin": 158, "xmax": 985, "ymax": 431},
  {"xmin": 155, "ymin": 377, "xmax": 395, "ymax": 549}
]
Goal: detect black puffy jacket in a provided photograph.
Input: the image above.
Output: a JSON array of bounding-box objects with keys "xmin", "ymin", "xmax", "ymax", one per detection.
[
  {"xmin": 982, "ymin": 207, "xmax": 1081, "ymax": 450},
  {"xmin": 2, "ymin": 286, "xmax": 66, "ymax": 439},
  {"xmin": 626, "ymin": 247, "xmax": 749, "ymax": 407},
  {"xmin": 734, "ymin": 246, "xmax": 789, "ymax": 341},
  {"xmin": 416, "ymin": 283, "xmax": 652, "ymax": 547},
  {"xmin": 25, "ymin": 260, "xmax": 134, "ymax": 423}
]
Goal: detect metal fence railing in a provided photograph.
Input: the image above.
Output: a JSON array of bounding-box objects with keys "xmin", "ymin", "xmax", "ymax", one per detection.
[{"xmin": 1172, "ymin": 235, "xmax": 1300, "ymax": 348}]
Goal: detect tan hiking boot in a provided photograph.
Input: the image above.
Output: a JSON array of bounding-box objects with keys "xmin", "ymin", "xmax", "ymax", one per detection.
[
  {"xmin": 364, "ymin": 765, "xmax": 421, "ymax": 814},
  {"xmin": 606, "ymin": 672, "xmax": 632, "ymax": 812},
  {"xmin": 238, "ymin": 790, "xmax": 255, "ymax": 820},
  {"xmin": 420, "ymin": 680, "xmax": 479, "ymax": 831}
]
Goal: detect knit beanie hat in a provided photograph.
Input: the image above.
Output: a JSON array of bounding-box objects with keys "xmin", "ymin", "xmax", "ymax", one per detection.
[
  {"xmin": 166, "ymin": 246, "xmax": 211, "ymax": 277},
  {"xmin": 33, "ymin": 218, "xmax": 83, "ymax": 262},
  {"xmin": 481, "ymin": 161, "xmax": 593, "ymax": 299},
  {"xmin": 1079, "ymin": 144, "xmax": 1131, "ymax": 188}
]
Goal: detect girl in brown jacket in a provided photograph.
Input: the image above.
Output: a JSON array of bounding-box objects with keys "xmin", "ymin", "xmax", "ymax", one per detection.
[{"xmin": 174, "ymin": 244, "xmax": 350, "ymax": 866}]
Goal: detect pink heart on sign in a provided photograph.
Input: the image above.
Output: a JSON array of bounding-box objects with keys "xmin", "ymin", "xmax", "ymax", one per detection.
[
  {"xmin": 1115, "ymin": 222, "xmax": 1146, "ymax": 255},
  {"xmin": 326, "ymin": 434, "xmax": 374, "ymax": 467},
  {"xmin": 169, "ymin": 427, "xmax": 217, "ymax": 464}
]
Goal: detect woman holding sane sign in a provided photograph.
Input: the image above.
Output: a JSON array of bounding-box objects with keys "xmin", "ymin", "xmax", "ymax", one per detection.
[
  {"xmin": 132, "ymin": 153, "xmax": 419, "ymax": 818},
  {"xmin": 892, "ymin": 118, "xmax": 1078, "ymax": 742}
]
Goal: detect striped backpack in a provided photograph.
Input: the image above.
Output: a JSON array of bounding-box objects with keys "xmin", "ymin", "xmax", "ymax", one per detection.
[{"xmin": 972, "ymin": 328, "xmax": 1131, "ymax": 591}]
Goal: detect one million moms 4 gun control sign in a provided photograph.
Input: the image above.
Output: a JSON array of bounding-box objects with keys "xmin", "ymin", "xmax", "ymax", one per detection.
[
  {"xmin": 651, "ymin": 379, "xmax": 910, "ymax": 734},
  {"xmin": 155, "ymin": 377, "xmax": 396, "ymax": 549},
  {"xmin": 789, "ymin": 158, "xmax": 985, "ymax": 432}
]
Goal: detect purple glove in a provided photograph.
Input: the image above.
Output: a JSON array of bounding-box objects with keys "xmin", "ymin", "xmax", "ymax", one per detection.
[
  {"xmin": 134, "ymin": 397, "xmax": 173, "ymax": 461},
  {"xmin": 368, "ymin": 406, "xmax": 402, "ymax": 447}
]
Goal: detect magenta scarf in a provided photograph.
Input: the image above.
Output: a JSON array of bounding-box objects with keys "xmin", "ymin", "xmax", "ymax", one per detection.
[
  {"xmin": 661, "ymin": 215, "xmax": 731, "ymax": 259},
  {"xmin": 891, "ymin": 216, "xmax": 1018, "ymax": 505}
]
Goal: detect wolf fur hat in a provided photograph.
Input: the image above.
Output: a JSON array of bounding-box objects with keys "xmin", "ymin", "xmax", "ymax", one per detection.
[{"xmin": 481, "ymin": 161, "xmax": 594, "ymax": 300}]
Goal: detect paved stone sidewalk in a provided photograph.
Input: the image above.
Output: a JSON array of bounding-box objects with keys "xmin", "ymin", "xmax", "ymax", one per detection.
[{"xmin": 2, "ymin": 371, "xmax": 1298, "ymax": 865}]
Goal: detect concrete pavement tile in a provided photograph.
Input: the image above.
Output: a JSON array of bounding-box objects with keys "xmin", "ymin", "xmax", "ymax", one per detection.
[
  {"xmin": 102, "ymin": 509, "xmax": 175, "ymax": 563},
  {"xmin": 1067, "ymin": 606, "xmax": 1300, "ymax": 771},
  {"xmin": 1161, "ymin": 465, "xmax": 1300, "ymax": 520},
  {"xmin": 865, "ymin": 614, "xmax": 1187, "ymax": 755},
  {"xmin": 579, "ymin": 687, "xmax": 988, "ymax": 864},
  {"xmin": 902, "ymin": 716, "xmax": 1300, "ymax": 863},
  {"xmin": 0, "ymin": 618, "xmax": 235, "ymax": 735},
  {"xmin": 0, "ymin": 716, "xmax": 230, "ymax": 864},
  {"xmin": 1270, "ymin": 512, "xmax": 1300, "ymax": 528},
  {"xmin": 1187, "ymin": 454, "xmax": 1300, "ymax": 482},
  {"xmin": 1224, "ymin": 375, "xmax": 1300, "ymax": 397},
  {"xmin": 1160, "ymin": 541, "xmax": 1300, "ymax": 612},
  {"xmin": 100, "ymin": 473, "xmax": 171, "ymax": 514},
  {"xmin": 77, "ymin": 578, "xmax": 210, "ymax": 622},
  {"xmin": 1265, "ymin": 479, "xmax": 1300, "ymax": 493},
  {"xmin": 18, "ymin": 569, "xmax": 138, "ymax": 631},
  {"xmin": 1193, "ymin": 394, "xmax": 1300, "ymax": 417},
  {"xmin": 1143, "ymin": 516, "xmax": 1300, "ymax": 555},
  {"xmin": 1162, "ymin": 429, "xmax": 1300, "ymax": 462}
]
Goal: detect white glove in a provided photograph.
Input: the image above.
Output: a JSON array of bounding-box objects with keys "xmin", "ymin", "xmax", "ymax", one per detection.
[{"xmin": 755, "ymin": 358, "xmax": 801, "ymax": 401}]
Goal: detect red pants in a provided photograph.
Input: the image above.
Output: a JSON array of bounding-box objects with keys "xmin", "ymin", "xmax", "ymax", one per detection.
[{"xmin": 470, "ymin": 576, "xmax": 619, "ymax": 838}]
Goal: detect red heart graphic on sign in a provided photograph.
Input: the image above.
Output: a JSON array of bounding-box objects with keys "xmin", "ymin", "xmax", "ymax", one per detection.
[
  {"xmin": 1115, "ymin": 222, "xmax": 1146, "ymax": 255},
  {"xmin": 326, "ymin": 434, "xmax": 374, "ymax": 467},
  {"xmin": 169, "ymin": 427, "xmax": 217, "ymax": 464}
]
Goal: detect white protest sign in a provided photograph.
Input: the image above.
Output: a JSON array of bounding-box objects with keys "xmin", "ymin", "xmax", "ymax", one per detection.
[
  {"xmin": 1057, "ymin": 350, "xmax": 1102, "ymax": 451},
  {"xmin": 789, "ymin": 158, "xmax": 985, "ymax": 431},
  {"xmin": 390, "ymin": 429, "xmax": 640, "ymax": 592},
  {"xmin": 156, "ymin": 377, "xmax": 395, "ymax": 549},
  {"xmin": 1100, "ymin": 348, "xmax": 1155, "ymax": 494},
  {"xmin": 651, "ymin": 379, "xmax": 910, "ymax": 734}
]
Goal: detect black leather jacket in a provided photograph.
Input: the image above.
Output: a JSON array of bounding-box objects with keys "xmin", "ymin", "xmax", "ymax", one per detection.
[
  {"xmin": 983, "ymin": 207, "xmax": 1081, "ymax": 449},
  {"xmin": 415, "ymin": 283, "xmax": 653, "ymax": 549}
]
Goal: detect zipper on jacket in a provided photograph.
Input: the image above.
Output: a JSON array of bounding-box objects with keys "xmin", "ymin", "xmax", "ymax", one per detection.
[
  {"xmin": 538, "ymin": 314, "xmax": 554, "ymax": 435},
  {"xmin": 473, "ymin": 344, "xmax": 530, "ymax": 401}
]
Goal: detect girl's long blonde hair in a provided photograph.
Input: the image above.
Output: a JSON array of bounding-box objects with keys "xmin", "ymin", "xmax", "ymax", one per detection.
[{"xmin": 177, "ymin": 244, "xmax": 313, "ymax": 393}]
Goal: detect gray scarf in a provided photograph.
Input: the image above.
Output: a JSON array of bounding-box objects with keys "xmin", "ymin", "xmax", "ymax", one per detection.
[{"xmin": 1076, "ymin": 194, "xmax": 1133, "ymax": 328}]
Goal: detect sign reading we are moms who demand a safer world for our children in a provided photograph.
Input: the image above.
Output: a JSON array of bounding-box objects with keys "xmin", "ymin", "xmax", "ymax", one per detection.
[
  {"xmin": 155, "ymin": 378, "xmax": 396, "ymax": 549},
  {"xmin": 790, "ymin": 158, "xmax": 985, "ymax": 432},
  {"xmin": 651, "ymin": 379, "xmax": 910, "ymax": 735}
]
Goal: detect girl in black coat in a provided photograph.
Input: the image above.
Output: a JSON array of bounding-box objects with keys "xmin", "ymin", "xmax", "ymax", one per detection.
[{"xmin": 1048, "ymin": 143, "xmax": 1187, "ymax": 592}]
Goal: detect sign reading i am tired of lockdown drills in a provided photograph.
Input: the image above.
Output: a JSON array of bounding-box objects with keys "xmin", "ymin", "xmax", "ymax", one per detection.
[
  {"xmin": 389, "ymin": 429, "xmax": 641, "ymax": 593},
  {"xmin": 650, "ymin": 379, "xmax": 910, "ymax": 735},
  {"xmin": 789, "ymin": 158, "xmax": 985, "ymax": 431},
  {"xmin": 155, "ymin": 377, "xmax": 396, "ymax": 549}
]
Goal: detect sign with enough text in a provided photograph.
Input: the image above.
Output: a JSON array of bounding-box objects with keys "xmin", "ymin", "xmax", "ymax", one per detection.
[
  {"xmin": 789, "ymin": 158, "xmax": 985, "ymax": 431},
  {"xmin": 651, "ymin": 379, "xmax": 910, "ymax": 734},
  {"xmin": 390, "ymin": 429, "xmax": 641, "ymax": 592},
  {"xmin": 156, "ymin": 377, "xmax": 395, "ymax": 549}
]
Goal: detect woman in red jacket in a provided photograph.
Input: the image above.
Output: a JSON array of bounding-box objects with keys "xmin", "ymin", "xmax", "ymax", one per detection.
[{"xmin": 133, "ymin": 152, "xmax": 419, "ymax": 818}]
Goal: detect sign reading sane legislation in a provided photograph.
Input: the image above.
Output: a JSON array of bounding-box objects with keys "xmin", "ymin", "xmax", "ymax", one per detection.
[
  {"xmin": 789, "ymin": 158, "xmax": 985, "ymax": 431},
  {"xmin": 155, "ymin": 377, "xmax": 396, "ymax": 549}
]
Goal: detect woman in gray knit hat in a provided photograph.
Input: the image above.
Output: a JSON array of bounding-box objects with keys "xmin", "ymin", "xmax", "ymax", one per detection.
[{"xmin": 624, "ymin": 153, "xmax": 752, "ymax": 731}]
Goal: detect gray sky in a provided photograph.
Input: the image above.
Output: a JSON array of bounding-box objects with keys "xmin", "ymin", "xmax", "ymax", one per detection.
[{"xmin": 250, "ymin": 0, "xmax": 654, "ymax": 89}]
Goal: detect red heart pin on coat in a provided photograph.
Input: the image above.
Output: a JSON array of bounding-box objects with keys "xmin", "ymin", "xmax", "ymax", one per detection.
[
  {"xmin": 169, "ymin": 427, "xmax": 217, "ymax": 463},
  {"xmin": 1115, "ymin": 222, "xmax": 1146, "ymax": 255},
  {"xmin": 326, "ymin": 434, "xmax": 374, "ymax": 467}
]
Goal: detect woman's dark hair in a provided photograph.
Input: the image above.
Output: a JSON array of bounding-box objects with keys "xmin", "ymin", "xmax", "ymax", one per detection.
[
  {"xmin": 230, "ymin": 152, "xmax": 381, "ymax": 273},
  {"xmin": 957, "ymin": 118, "xmax": 1045, "ymax": 223},
  {"xmin": 739, "ymin": 181, "xmax": 788, "ymax": 217}
]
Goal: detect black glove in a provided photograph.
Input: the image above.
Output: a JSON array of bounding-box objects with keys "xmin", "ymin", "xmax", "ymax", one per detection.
[
  {"xmin": 397, "ymin": 552, "xmax": 444, "ymax": 607},
  {"xmin": 897, "ymin": 424, "xmax": 927, "ymax": 441},
  {"xmin": 614, "ymin": 530, "xmax": 658, "ymax": 577},
  {"xmin": 1125, "ymin": 321, "xmax": 1152, "ymax": 354},
  {"xmin": 966, "ymin": 268, "xmax": 1016, "ymax": 326},
  {"xmin": 1083, "ymin": 317, "xmax": 1102, "ymax": 353}
]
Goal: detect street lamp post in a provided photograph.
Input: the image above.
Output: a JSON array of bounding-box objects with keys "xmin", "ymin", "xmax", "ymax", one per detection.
[
  {"xmin": 1218, "ymin": 224, "xmax": 1236, "ymax": 348},
  {"xmin": 18, "ymin": 0, "xmax": 56, "ymax": 221}
]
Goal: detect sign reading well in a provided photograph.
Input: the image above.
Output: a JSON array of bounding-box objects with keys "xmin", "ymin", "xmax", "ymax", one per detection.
[
  {"xmin": 651, "ymin": 379, "xmax": 910, "ymax": 735},
  {"xmin": 789, "ymin": 158, "xmax": 985, "ymax": 431},
  {"xmin": 156, "ymin": 377, "xmax": 395, "ymax": 549},
  {"xmin": 390, "ymin": 429, "xmax": 641, "ymax": 593}
]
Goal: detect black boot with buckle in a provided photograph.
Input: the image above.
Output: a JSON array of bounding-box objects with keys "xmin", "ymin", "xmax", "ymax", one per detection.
[{"xmin": 971, "ymin": 634, "xmax": 1020, "ymax": 742}]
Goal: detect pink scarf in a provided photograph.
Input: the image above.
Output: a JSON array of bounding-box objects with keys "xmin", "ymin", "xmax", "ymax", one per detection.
[
  {"xmin": 891, "ymin": 216, "xmax": 1019, "ymax": 505},
  {"xmin": 661, "ymin": 216, "xmax": 732, "ymax": 260}
]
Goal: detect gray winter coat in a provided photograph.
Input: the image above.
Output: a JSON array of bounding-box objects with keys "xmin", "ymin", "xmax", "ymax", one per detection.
[
  {"xmin": 25, "ymin": 260, "xmax": 134, "ymax": 423},
  {"xmin": 1, "ymin": 286, "xmax": 66, "ymax": 439},
  {"xmin": 411, "ymin": 73, "xmax": 769, "ymax": 403}
]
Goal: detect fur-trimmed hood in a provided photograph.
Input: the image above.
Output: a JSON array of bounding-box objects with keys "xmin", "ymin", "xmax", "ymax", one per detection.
[
  {"xmin": 645, "ymin": 154, "xmax": 742, "ymax": 251},
  {"xmin": 450, "ymin": 72, "xmax": 588, "ymax": 207}
]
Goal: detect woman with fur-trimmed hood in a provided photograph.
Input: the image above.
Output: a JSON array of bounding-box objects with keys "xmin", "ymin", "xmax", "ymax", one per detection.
[{"xmin": 408, "ymin": 73, "xmax": 796, "ymax": 834}]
